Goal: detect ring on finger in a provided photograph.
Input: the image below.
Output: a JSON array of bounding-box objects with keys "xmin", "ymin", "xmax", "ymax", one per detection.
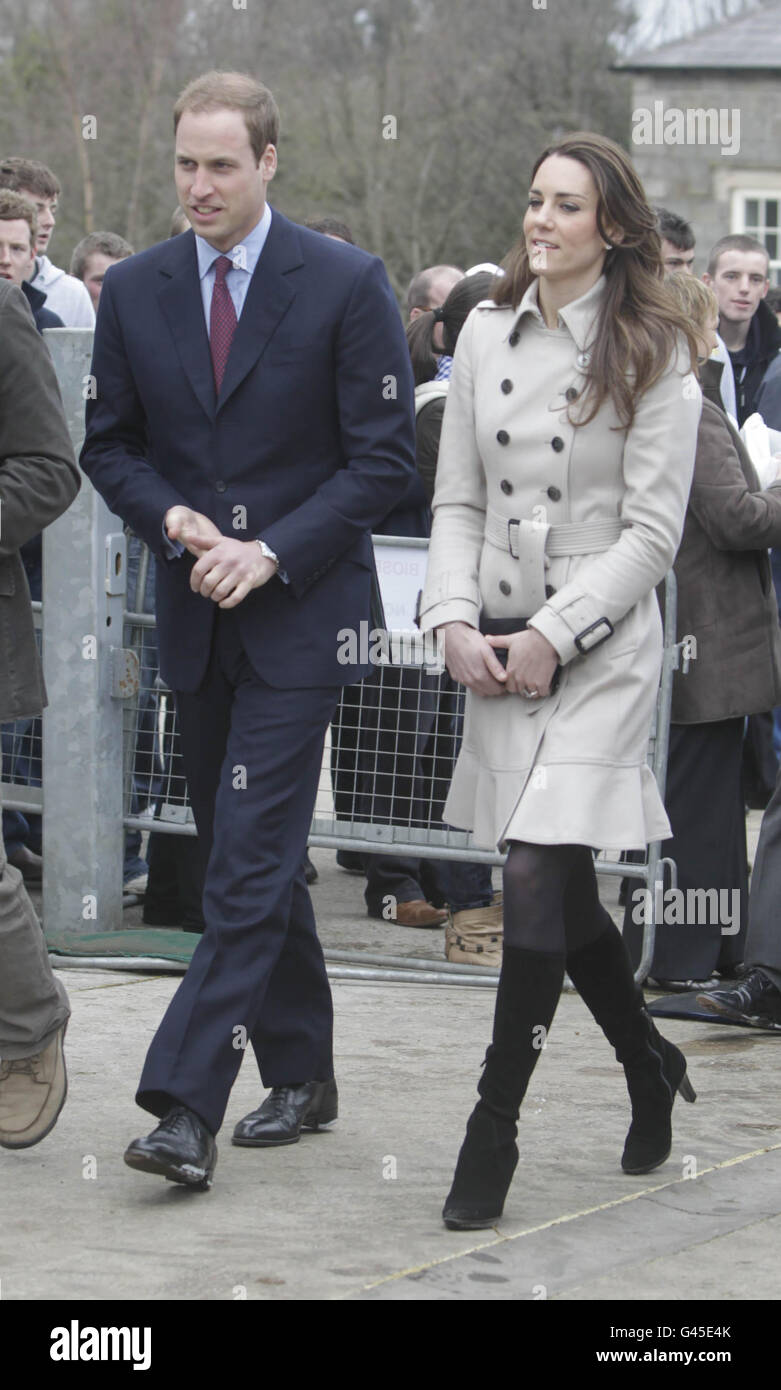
[{"xmin": 523, "ymin": 688, "xmax": 540, "ymax": 700}]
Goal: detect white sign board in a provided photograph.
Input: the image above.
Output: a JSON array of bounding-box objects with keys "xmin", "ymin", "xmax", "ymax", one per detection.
[{"xmin": 372, "ymin": 537, "xmax": 428, "ymax": 632}]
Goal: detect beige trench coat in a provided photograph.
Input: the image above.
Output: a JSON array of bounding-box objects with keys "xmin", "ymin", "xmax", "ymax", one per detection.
[{"xmin": 418, "ymin": 275, "xmax": 702, "ymax": 850}]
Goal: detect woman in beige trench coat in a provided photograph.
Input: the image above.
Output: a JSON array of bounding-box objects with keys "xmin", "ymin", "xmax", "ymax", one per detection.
[{"xmin": 417, "ymin": 133, "xmax": 703, "ymax": 1230}]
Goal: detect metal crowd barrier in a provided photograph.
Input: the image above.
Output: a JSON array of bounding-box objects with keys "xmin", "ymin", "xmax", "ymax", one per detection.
[{"xmin": 1, "ymin": 329, "xmax": 684, "ymax": 983}]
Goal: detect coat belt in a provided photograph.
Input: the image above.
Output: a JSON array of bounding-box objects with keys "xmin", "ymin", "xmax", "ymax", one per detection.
[
  {"xmin": 483, "ymin": 507, "xmax": 627, "ymax": 613},
  {"xmin": 484, "ymin": 507, "xmax": 626, "ymax": 558}
]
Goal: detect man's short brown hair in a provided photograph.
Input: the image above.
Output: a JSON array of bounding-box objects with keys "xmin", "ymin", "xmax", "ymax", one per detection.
[
  {"xmin": 173, "ymin": 71, "xmax": 279, "ymax": 163},
  {"xmin": 70, "ymin": 231, "xmax": 134, "ymax": 281},
  {"xmin": 0, "ymin": 189, "xmax": 37, "ymax": 246},
  {"xmin": 0, "ymin": 157, "xmax": 60, "ymax": 200},
  {"xmin": 707, "ymin": 233, "xmax": 770, "ymax": 278}
]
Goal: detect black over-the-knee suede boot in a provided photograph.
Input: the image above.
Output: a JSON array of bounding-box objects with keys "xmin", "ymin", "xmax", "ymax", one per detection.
[
  {"xmin": 442, "ymin": 944, "xmax": 565, "ymax": 1230},
  {"xmin": 566, "ymin": 919, "xmax": 696, "ymax": 1175}
]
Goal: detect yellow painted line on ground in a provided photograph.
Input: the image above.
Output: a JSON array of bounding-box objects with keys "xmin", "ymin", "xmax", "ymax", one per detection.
[{"xmin": 358, "ymin": 1141, "xmax": 781, "ymax": 1293}]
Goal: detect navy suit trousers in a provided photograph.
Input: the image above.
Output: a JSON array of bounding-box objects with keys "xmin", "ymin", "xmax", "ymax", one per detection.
[{"xmin": 136, "ymin": 607, "xmax": 340, "ymax": 1134}]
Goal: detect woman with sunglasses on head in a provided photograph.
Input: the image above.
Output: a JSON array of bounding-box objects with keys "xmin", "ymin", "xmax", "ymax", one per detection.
[{"xmin": 417, "ymin": 131, "xmax": 703, "ymax": 1230}]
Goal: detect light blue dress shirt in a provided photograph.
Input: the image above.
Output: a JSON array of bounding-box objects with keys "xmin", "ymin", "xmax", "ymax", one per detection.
[{"xmin": 194, "ymin": 201, "xmax": 272, "ymax": 331}]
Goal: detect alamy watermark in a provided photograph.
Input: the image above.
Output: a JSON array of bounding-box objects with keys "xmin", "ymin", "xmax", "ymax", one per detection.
[
  {"xmin": 631, "ymin": 884, "xmax": 740, "ymax": 935},
  {"xmin": 50, "ymin": 1321, "xmax": 151, "ymax": 1370},
  {"xmin": 632, "ymin": 102, "xmax": 740, "ymax": 158},
  {"xmin": 337, "ymin": 621, "xmax": 444, "ymax": 667}
]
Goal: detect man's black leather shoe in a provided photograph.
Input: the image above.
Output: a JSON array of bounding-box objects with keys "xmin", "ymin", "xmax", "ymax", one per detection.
[
  {"xmin": 697, "ymin": 968, "xmax": 781, "ymax": 1029},
  {"xmin": 232, "ymin": 1079, "xmax": 338, "ymax": 1147},
  {"xmin": 124, "ymin": 1104, "xmax": 217, "ymax": 1188}
]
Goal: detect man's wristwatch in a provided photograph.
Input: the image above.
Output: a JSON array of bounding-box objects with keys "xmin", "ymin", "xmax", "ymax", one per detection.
[{"xmin": 256, "ymin": 539, "xmax": 280, "ymax": 571}]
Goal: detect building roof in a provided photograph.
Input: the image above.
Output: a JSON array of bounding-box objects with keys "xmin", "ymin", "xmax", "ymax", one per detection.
[{"xmin": 615, "ymin": 1, "xmax": 781, "ymax": 71}]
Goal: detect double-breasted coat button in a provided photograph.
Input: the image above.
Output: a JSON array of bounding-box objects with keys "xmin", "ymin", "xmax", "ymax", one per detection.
[
  {"xmin": 215, "ymin": 480, "xmax": 227, "ymax": 492},
  {"xmin": 545, "ymin": 584, "xmax": 556, "ymax": 598},
  {"xmin": 497, "ymin": 429, "xmax": 510, "ymax": 445},
  {"xmin": 509, "ymin": 331, "xmax": 520, "ymax": 346},
  {"xmin": 501, "ymin": 379, "xmax": 513, "ymax": 394},
  {"xmin": 551, "ymin": 436, "xmax": 564, "ymax": 452},
  {"xmin": 499, "ymin": 580, "xmax": 511, "ymax": 596},
  {"xmin": 576, "ymin": 350, "xmax": 590, "ymax": 369},
  {"xmin": 547, "ymin": 485, "xmax": 562, "ymax": 501},
  {"xmin": 565, "ymin": 386, "xmax": 579, "ymax": 402},
  {"xmin": 500, "ymin": 479, "xmax": 513, "ymax": 495}
]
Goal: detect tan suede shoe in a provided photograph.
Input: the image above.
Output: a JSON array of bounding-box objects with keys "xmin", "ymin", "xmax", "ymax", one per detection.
[
  {"xmin": 0, "ymin": 1020, "xmax": 68, "ymax": 1148},
  {"xmin": 445, "ymin": 903, "xmax": 503, "ymax": 967},
  {"xmin": 394, "ymin": 899, "xmax": 449, "ymax": 928}
]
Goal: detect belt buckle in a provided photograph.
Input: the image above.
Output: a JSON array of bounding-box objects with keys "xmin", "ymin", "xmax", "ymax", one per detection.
[
  {"xmin": 507, "ymin": 518, "xmax": 520, "ymax": 559},
  {"xmin": 574, "ymin": 617, "xmax": 614, "ymax": 654}
]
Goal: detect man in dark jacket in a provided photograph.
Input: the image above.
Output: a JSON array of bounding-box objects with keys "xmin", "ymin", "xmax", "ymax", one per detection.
[
  {"xmin": 80, "ymin": 71, "xmax": 416, "ymax": 1186},
  {"xmin": 0, "ymin": 279, "xmax": 80, "ymax": 1147},
  {"xmin": 0, "ymin": 190, "xmax": 64, "ymax": 330},
  {"xmin": 756, "ymin": 354, "xmax": 781, "ymax": 430},
  {"xmin": 703, "ymin": 234, "xmax": 781, "ymax": 427}
]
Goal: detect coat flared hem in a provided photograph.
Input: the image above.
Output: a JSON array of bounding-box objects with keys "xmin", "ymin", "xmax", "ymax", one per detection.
[{"xmin": 443, "ymin": 752, "xmax": 670, "ymax": 852}]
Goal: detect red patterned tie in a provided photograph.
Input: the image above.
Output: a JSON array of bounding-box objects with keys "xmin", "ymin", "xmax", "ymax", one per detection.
[{"xmin": 210, "ymin": 255, "xmax": 237, "ymax": 393}]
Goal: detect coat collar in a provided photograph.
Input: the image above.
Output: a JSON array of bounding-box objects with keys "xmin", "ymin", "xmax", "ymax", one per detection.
[
  {"xmin": 156, "ymin": 211, "xmax": 304, "ymax": 420},
  {"xmin": 700, "ymin": 355, "xmax": 725, "ymax": 411},
  {"xmin": 21, "ymin": 279, "xmax": 47, "ymax": 314},
  {"xmin": 509, "ymin": 274, "xmax": 607, "ymax": 352}
]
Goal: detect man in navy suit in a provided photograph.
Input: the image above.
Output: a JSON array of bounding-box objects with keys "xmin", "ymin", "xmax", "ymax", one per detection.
[{"xmin": 80, "ymin": 71, "xmax": 416, "ymax": 1188}]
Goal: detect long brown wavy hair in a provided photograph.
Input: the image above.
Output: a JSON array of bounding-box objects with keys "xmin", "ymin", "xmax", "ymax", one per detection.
[{"xmin": 493, "ymin": 131, "xmax": 698, "ymax": 429}]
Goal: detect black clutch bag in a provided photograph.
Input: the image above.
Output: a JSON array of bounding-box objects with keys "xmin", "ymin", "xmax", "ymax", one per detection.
[{"xmin": 478, "ymin": 614, "xmax": 560, "ymax": 691}]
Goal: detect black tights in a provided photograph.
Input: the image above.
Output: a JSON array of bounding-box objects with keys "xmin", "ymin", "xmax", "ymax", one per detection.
[{"xmin": 502, "ymin": 842, "xmax": 612, "ymax": 955}]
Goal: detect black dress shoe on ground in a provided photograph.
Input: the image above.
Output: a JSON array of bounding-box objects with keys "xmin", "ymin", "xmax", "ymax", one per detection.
[
  {"xmin": 696, "ymin": 968, "xmax": 781, "ymax": 1029},
  {"xmin": 141, "ymin": 905, "xmax": 206, "ymax": 932},
  {"xmin": 303, "ymin": 853, "xmax": 318, "ymax": 885},
  {"xmin": 124, "ymin": 1104, "xmax": 217, "ymax": 1188},
  {"xmin": 232, "ymin": 1078, "xmax": 338, "ymax": 1147}
]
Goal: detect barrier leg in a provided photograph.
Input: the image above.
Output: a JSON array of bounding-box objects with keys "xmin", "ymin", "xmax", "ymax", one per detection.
[{"xmin": 42, "ymin": 329, "xmax": 127, "ymax": 936}]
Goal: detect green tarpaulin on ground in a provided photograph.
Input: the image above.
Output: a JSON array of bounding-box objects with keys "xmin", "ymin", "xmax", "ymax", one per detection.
[{"xmin": 45, "ymin": 928, "xmax": 198, "ymax": 965}]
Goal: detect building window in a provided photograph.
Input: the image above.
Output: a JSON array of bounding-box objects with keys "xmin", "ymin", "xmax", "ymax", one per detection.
[{"xmin": 733, "ymin": 192, "xmax": 780, "ymax": 284}]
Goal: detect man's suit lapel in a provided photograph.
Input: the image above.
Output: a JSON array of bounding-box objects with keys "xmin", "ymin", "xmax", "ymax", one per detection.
[
  {"xmin": 157, "ymin": 231, "xmax": 216, "ymax": 421},
  {"xmin": 217, "ymin": 211, "xmax": 303, "ymax": 412},
  {"xmin": 155, "ymin": 213, "xmax": 304, "ymax": 420}
]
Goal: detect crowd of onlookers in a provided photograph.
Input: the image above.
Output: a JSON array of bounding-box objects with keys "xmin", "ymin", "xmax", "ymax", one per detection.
[{"xmin": 2, "ymin": 149, "xmax": 781, "ymax": 1025}]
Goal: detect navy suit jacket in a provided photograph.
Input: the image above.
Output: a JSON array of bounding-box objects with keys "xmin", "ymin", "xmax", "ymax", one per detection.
[{"xmin": 79, "ymin": 211, "xmax": 417, "ymax": 692}]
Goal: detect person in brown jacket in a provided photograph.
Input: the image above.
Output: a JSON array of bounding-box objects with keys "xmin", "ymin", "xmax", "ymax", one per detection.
[
  {"xmin": 0, "ymin": 279, "xmax": 80, "ymax": 1147},
  {"xmin": 624, "ymin": 273, "xmax": 781, "ymax": 988}
]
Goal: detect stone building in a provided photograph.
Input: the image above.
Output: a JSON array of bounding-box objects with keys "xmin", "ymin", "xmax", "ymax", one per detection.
[{"xmin": 614, "ymin": 1, "xmax": 781, "ymax": 281}]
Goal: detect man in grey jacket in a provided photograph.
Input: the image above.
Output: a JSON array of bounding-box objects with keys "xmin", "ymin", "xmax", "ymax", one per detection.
[{"xmin": 0, "ymin": 279, "xmax": 80, "ymax": 1146}]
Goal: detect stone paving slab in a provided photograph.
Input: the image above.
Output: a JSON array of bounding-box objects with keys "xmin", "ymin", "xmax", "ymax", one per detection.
[
  {"xmin": 2, "ymin": 960, "xmax": 779, "ymax": 1301},
  {"xmin": 4, "ymin": 818, "xmax": 774, "ymax": 1302}
]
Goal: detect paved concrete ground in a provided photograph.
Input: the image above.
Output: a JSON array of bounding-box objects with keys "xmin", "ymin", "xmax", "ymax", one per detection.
[{"xmin": 3, "ymin": 825, "xmax": 779, "ymax": 1302}]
